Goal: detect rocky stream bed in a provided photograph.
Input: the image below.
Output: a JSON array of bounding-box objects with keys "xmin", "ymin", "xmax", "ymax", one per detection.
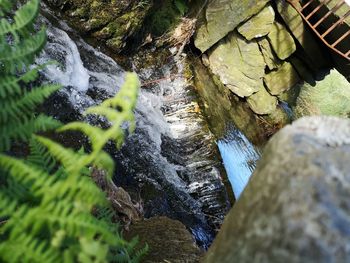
[{"xmin": 38, "ymin": 0, "xmax": 350, "ymax": 261}]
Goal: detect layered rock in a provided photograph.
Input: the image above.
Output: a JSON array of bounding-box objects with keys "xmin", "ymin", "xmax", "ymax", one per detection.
[
  {"xmin": 208, "ymin": 32, "xmax": 265, "ymax": 98},
  {"xmin": 204, "ymin": 116, "xmax": 350, "ymax": 263},
  {"xmin": 266, "ymin": 22, "xmax": 296, "ymax": 60},
  {"xmin": 194, "ymin": 0, "xmax": 269, "ymax": 52},
  {"xmin": 193, "ymin": 0, "xmax": 303, "ymax": 118},
  {"xmin": 237, "ymin": 4, "xmax": 275, "ymax": 41},
  {"xmin": 194, "ymin": 0, "xmax": 339, "ymax": 125}
]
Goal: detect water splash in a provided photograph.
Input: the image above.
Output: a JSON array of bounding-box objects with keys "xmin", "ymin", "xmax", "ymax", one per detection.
[
  {"xmin": 36, "ymin": 23, "xmax": 90, "ymax": 92},
  {"xmin": 36, "ymin": 6, "xmax": 230, "ymax": 248}
]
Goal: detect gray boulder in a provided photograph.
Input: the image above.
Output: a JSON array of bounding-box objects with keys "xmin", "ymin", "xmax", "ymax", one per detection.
[
  {"xmin": 204, "ymin": 116, "xmax": 350, "ymax": 263},
  {"xmin": 125, "ymin": 217, "xmax": 202, "ymax": 263},
  {"xmin": 258, "ymin": 38, "xmax": 281, "ymax": 70},
  {"xmin": 247, "ymin": 85, "xmax": 278, "ymax": 115}
]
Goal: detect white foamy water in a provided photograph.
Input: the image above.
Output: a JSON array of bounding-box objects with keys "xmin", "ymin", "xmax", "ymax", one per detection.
[{"xmin": 36, "ymin": 25, "xmax": 90, "ymax": 92}]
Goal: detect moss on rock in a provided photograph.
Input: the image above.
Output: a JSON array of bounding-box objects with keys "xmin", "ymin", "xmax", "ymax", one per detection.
[
  {"xmin": 294, "ymin": 69, "xmax": 350, "ymax": 118},
  {"xmin": 45, "ymin": 0, "xmax": 153, "ymax": 52}
]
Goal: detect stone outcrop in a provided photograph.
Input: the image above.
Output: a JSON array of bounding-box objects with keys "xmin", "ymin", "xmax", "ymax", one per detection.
[
  {"xmin": 264, "ymin": 62, "xmax": 300, "ymax": 95},
  {"xmin": 204, "ymin": 116, "xmax": 350, "ymax": 263},
  {"xmin": 247, "ymin": 86, "xmax": 278, "ymax": 115},
  {"xmin": 258, "ymin": 38, "xmax": 281, "ymax": 70},
  {"xmin": 195, "ymin": 0, "xmax": 303, "ymax": 119},
  {"xmin": 237, "ymin": 4, "xmax": 275, "ymax": 41},
  {"xmin": 208, "ymin": 32, "xmax": 265, "ymax": 98},
  {"xmin": 44, "ymin": 0, "xmax": 152, "ymax": 52},
  {"xmin": 194, "ymin": 0, "xmax": 338, "ymax": 122},
  {"xmin": 266, "ymin": 22, "xmax": 296, "ymax": 60},
  {"xmin": 294, "ymin": 69, "xmax": 350, "ymax": 118},
  {"xmin": 124, "ymin": 217, "xmax": 202, "ymax": 263},
  {"xmin": 194, "ymin": 0, "xmax": 269, "ymax": 52}
]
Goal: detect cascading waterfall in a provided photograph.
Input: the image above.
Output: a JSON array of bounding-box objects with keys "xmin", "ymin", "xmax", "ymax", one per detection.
[{"xmin": 37, "ymin": 3, "xmax": 232, "ymax": 248}]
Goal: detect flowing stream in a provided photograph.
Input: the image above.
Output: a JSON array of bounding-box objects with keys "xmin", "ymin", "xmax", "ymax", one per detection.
[
  {"xmin": 38, "ymin": 3, "xmax": 260, "ymax": 248},
  {"xmin": 218, "ymin": 128, "xmax": 260, "ymax": 198}
]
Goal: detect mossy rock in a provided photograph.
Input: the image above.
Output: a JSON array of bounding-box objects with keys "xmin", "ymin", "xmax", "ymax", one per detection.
[
  {"xmin": 45, "ymin": 0, "xmax": 153, "ymax": 52},
  {"xmin": 294, "ymin": 69, "xmax": 350, "ymax": 118}
]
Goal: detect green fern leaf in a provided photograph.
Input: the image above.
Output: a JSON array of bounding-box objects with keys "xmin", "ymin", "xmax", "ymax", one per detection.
[
  {"xmin": 0, "ymin": 0, "xmax": 39, "ymax": 36},
  {"xmin": 0, "ymin": 84, "xmax": 60, "ymax": 123}
]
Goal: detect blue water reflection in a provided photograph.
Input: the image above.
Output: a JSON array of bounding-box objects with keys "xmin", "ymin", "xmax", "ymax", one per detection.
[{"xmin": 218, "ymin": 128, "xmax": 260, "ymax": 199}]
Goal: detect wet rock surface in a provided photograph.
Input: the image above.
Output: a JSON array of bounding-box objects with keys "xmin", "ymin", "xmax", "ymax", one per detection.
[
  {"xmin": 38, "ymin": 5, "xmax": 231, "ymax": 249},
  {"xmin": 124, "ymin": 217, "xmax": 202, "ymax": 263},
  {"xmin": 204, "ymin": 116, "xmax": 350, "ymax": 263}
]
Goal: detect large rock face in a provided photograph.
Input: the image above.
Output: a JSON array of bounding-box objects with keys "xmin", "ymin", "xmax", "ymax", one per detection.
[
  {"xmin": 204, "ymin": 116, "xmax": 350, "ymax": 263},
  {"xmin": 194, "ymin": 0, "xmax": 269, "ymax": 52},
  {"xmin": 38, "ymin": 7, "xmax": 230, "ymax": 249},
  {"xmin": 208, "ymin": 32, "xmax": 265, "ymax": 98}
]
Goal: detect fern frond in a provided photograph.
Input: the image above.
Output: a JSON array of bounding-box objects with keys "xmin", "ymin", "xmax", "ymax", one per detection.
[
  {"xmin": 0, "ymin": 192, "xmax": 18, "ymax": 217},
  {"xmin": 0, "ymin": 84, "xmax": 60, "ymax": 123},
  {"xmin": 34, "ymin": 135, "xmax": 91, "ymax": 175},
  {"xmin": 0, "ymin": 76, "xmax": 21, "ymax": 98},
  {"xmin": 0, "ymin": 154, "xmax": 51, "ymax": 193},
  {"xmin": 0, "ymin": 27, "xmax": 47, "ymax": 73},
  {"xmin": 0, "ymin": 233, "xmax": 60, "ymax": 263},
  {"xmin": 27, "ymin": 137, "xmax": 57, "ymax": 172},
  {"xmin": 0, "ymin": 63, "xmax": 55, "ymax": 99},
  {"xmin": 0, "ymin": 0, "xmax": 39, "ymax": 36},
  {"xmin": 0, "ymin": 115, "xmax": 61, "ymax": 151},
  {"xmin": 59, "ymin": 122, "xmax": 106, "ymax": 150},
  {"xmin": 0, "ymin": 1, "xmax": 143, "ymax": 260},
  {"xmin": 92, "ymin": 151, "xmax": 115, "ymax": 178},
  {"xmin": 0, "ymin": 0, "xmax": 12, "ymax": 14}
]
